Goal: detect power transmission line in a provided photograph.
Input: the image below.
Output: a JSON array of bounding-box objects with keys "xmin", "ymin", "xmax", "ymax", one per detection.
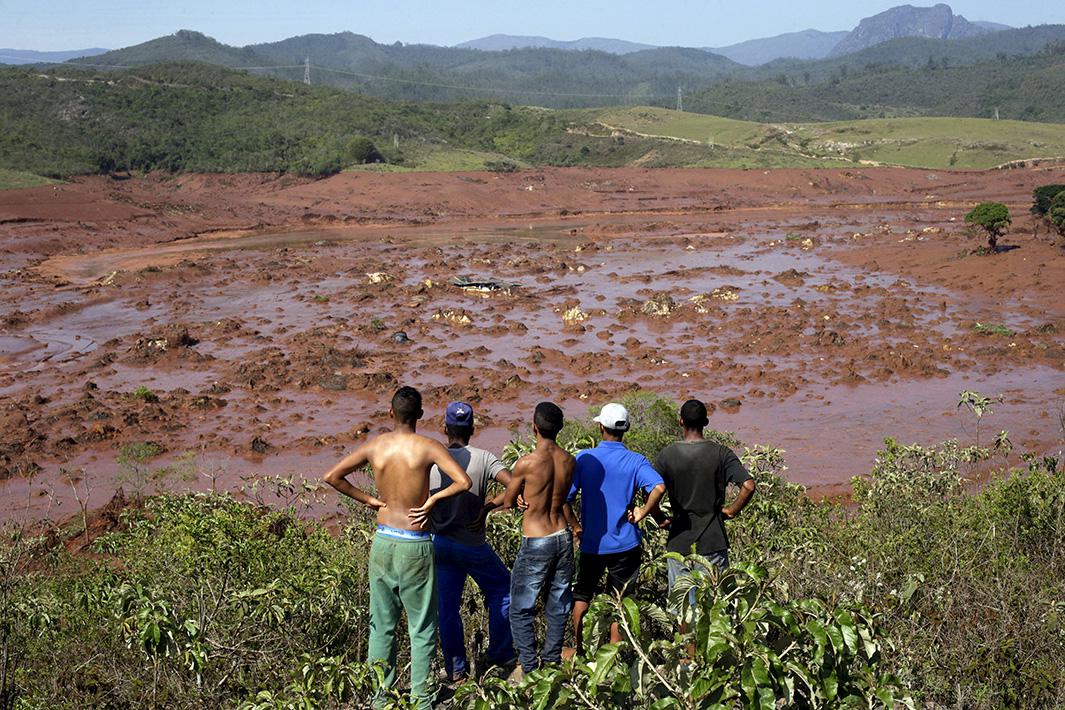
[{"xmin": 303, "ymin": 57, "xmax": 311, "ymax": 85}]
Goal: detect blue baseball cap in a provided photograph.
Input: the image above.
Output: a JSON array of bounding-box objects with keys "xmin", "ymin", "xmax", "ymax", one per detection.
[{"xmin": 445, "ymin": 401, "xmax": 474, "ymax": 427}]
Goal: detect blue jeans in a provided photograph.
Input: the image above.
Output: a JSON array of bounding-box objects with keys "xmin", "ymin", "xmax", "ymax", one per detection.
[
  {"xmin": 667, "ymin": 549, "xmax": 729, "ymax": 612},
  {"xmin": 433, "ymin": 535, "xmax": 515, "ymax": 678},
  {"xmin": 509, "ymin": 529, "xmax": 574, "ymax": 671}
]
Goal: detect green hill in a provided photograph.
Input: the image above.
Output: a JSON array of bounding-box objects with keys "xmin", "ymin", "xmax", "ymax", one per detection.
[
  {"xmin": 72, "ymin": 30, "xmax": 739, "ymax": 108},
  {"xmin": 597, "ymin": 107, "xmax": 1065, "ymax": 169},
  {"xmin": 64, "ymin": 27, "xmax": 1065, "ymax": 122},
  {"xmin": 755, "ymin": 24, "xmax": 1065, "ymax": 81},
  {"xmin": 3, "ymin": 63, "xmax": 1064, "ymax": 184},
  {"xmin": 687, "ymin": 42, "xmax": 1065, "ymax": 123}
]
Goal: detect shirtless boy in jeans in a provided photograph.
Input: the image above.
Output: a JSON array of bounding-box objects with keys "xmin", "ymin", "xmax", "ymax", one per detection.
[
  {"xmin": 323, "ymin": 386, "xmax": 471, "ymax": 710},
  {"xmin": 501, "ymin": 402, "xmax": 577, "ymax": 680}
]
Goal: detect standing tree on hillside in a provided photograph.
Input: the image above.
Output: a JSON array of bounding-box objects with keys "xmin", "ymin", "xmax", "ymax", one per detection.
[
  {"xmin": 964, "ymin": 202, "xmax": 1011, "ymax": 253},
  {"xmin": 1048, "ymin": 191, "xmax": 1065, "ymax": 238}
]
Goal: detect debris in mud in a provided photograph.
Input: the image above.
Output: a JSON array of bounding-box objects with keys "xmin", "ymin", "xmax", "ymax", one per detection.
[
  {"xmin": 710, "ymin": 286, "xmax": 741, "ymax": 302},
  {"xmin": 773, "ymin": 269, "xmax": 810, "ymax": 287},
  {"xmin": 391, "ymin": 331, "xmax": 411, "ymax": 344},
  {"xmin": 366, "ymin": 271, "xmax": 393, "ymax": 284},
  {"xmin": 688, "ymin": 294, "xmax": 714, "ymax": 314},
  {"xmin": 433, "ymin": 309, "xmax": 473, "ymax": 326},
  {"xmin": 561, "ymin": 306, "xmax": 589, "ymax": 324},
  {"xmin": 352, "ymin": 372, "xmax": 398, "ymax": 393},
  {"xmin": 127, "ymin": 324, "xmax": 201, "ymax": 361},
  {"xmin": 249, "ymin": 436, "xmax": 271, "ymax": 454},
  {"xmin": 0, "ymin": 410, "xmax": 43, "ymax": 480},
  {"xmin": 189, "ymin": 395, "xmax": 227, "ymax": 410},
  {"xmin": 816, "ymin": 330, "xmax": 847, "ymax": 347},
  {"xmin": 640, "ymin": 295, "xmax": 678, "ymax": 317},
  {"xmin": 720, "ymin": 397, "xmax": 743, "ymax": 409},
  {"xmin": 319, "ymin": 373, "xmax": 350, "ymax": 391},
  {"xmin": 449, "ymin": 276, "xmax": 520, "ymax": 296}
]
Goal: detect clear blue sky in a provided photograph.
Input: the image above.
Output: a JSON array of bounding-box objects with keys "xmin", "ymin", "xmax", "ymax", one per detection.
[{"xmin": 3, "ymin": 0, "xmax": 1063, "ymax": 51}]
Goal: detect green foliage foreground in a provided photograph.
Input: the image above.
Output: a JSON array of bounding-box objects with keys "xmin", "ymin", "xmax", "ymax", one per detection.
[{"xmin": 1, "ymin": 393, "xmax": 1063, "ymax": 708}]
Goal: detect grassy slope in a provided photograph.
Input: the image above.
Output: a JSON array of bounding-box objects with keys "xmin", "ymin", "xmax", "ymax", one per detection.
[
  {"xmin": 0, "ymin": 168, "xmax": 56, "ymax": 190},
  {"xmin": 595, "ymin": 106, "xmax": 1065, "ymax": 169}
]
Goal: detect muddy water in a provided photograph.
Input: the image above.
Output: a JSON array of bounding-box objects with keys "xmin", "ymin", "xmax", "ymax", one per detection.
[{"xmin": 4, "ymin": 205, "xmax": 1064, "ymax": 522}]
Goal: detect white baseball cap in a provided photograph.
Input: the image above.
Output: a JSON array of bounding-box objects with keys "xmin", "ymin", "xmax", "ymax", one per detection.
[{"xmin": 593, "ymin": 402, "xmax": 630, "ymax": 431}]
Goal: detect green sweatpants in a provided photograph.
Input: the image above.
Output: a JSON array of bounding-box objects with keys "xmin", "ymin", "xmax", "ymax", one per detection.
[{"xmin": 368, "ymin": 533, "xmax": 438, "ymax": 710}]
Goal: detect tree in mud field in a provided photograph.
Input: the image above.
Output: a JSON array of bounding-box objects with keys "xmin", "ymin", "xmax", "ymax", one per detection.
[
  {"xmin": 1048, "ymin": 191, "xmax": 1065, "ymax": 238},
  {"xmin": 964, "ymin": 202, "xmax": 1011, "ymax": 253},
  {"xmin": 1031, "ymin": 184, "xmax": 1065, "ymax": 217}
]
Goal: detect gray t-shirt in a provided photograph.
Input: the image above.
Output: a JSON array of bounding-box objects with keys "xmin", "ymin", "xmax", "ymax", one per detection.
[{"xmin": 429, "ymin": 445, "xmax": 507, "ymax": 546}]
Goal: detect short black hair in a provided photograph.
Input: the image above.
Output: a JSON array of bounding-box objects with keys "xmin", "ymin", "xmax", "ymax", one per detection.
[
  {"xmin": 602, "ymin": 427, "xmax": 626, "ymax": 439},
  {"xmin": 533, "ymin": 402, "xmax": 564, "ymax": 440},
  {"xmin": 680, "ymin": 399, "xmax": 709, "ymax": 429},
  {"xmin": 445, "ymin": 423, "xmax": 473, "ymax": 441},
  {"xmin": 391, "ymin": 386, "xmax": 423, "ymax": 424}
]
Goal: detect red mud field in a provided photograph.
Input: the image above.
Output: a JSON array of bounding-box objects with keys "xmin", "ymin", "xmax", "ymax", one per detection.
[{"xmin": 1, "ymin": 166, "xmax": 1063, "ymax": 523}]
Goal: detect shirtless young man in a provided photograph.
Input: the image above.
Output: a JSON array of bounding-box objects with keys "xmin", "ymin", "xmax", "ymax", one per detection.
[
  {"xmin": 502, "ymin": 402, "xmax": 577, "ymax": 680},
  {"xmin": 323, "ymin": 386, "xmax": 471, "ymax": 710}
]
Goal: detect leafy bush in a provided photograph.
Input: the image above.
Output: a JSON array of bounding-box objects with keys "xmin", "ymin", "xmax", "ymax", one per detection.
[
  {"xmin": 484, "ymin": 160, "xmax": 519, "ymax": 173},
  {"xmin": 1049, "ymin": 190, "xmax": 1065, "ymax": 237},
  {"xmin": 973, "ymin": 321, "xmax": 1014, "ymax": 337},
  {"xmin": 457, "ymin": 563, "xmax": 912, "ymax": 709},
  {"xmin": 130, "ymin": 385, "xmax": 159, "ymax": 402},
  {"xmin": 345, "ymin": 137, "xmax": 384, "ymax": 165},
  {"xmin": 964, "ymin": 201, "xmax": 1011, "ymax": 252},
  {"xmin": 1031, "ymin": 184, "xmax": 1065, "ymax": 216}
]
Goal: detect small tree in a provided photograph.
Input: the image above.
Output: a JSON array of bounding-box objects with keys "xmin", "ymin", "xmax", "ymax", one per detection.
[
  {"xmin": 344, "ymin": 137, "xmax": 383, "ymax": 165},
  {"xmin": 1048, "ymin": 190, "xmax": 1065, "ymax": 237},
  {"xmin": 964, "ymin": 201, "xmax": 1011, "ymax": 253},
  {"xmin": 1031, "ymin": 184, "xmax": 1065, "ymax": 217}
]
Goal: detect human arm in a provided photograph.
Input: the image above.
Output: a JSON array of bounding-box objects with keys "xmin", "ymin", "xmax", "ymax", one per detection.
[
  {"xmin": 649, "ymin": 453, "xmax": 672, "ymax": 529},
  {"xmin": 468, "ymin": 469, "xmax": 512, "ymax": 532},
  {"xmin": 630, "ymin": 483, "xmax": 666, "ymax": 524},
  {"xmin": 628, "ymin": 458, "xmax": 666, "ymax": 524},
  {"xmin": 408, "ymin": 442, "xmax": 473, "ymax": 529},
  {"xmin": 722, "ymin": 451, "xmax": 756, "ymax": 519},
  {"xmin": 564, "ymin": 502, "xmax": 581, "ymax": 546},
  {"xmin": 501, "ymin": 463, "xmax": 526, "ymax": 510},
  {"xmin": 322, "ymin": 442, "xmax": 386, "ymax": 510},
  {"xmin": 723, "ymin": 478, "xmax": 756, "ymax": 519}
]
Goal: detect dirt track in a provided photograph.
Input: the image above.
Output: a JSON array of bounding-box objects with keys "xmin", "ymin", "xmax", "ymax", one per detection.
[{"xmin": 1, "ymin": 166, "xmax": 1063, "ymax": 521}]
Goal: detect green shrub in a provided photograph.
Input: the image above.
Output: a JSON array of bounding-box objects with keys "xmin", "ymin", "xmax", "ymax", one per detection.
[
  {"xmin": 973, "ymin": 321, "xmax": 1014, "ymax": 337},
  {"xmin": 130, "ymin": 385, "xmax": 159, "ymax": 402},
  {"xmin": 1049, "ymin": 190, "xmax": 1065, "ymax": 236},
  {"xmin": 1032, "ymin": 184, "xmax": 1065, "ymax": 216},
  {"xmin": 964, "ymin": 201, "xmax": 1011, "ymax": 252},
  {"xmin": 345, "ymin": 137, "xmax": 384, "ymax": 165},
  {"xmin": 458, "ymin": 562, "xmax": 912, "ymax": 708}
]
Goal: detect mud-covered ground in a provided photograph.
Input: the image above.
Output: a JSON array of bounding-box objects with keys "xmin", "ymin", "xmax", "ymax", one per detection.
[{"xmin": 1, "ymin": 167, "xmax": 1063, "ymax": 521}]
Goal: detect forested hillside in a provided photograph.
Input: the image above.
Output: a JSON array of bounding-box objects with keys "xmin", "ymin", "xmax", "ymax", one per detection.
[
  {"xmin": 65, "ymin": 26, "xmax": 1065, "ymax": 116},
  {"xmin": 688, "ymin": 43, "xmax": 1065, "ymax": 122},
  {"xmin": 4, "ymin": 62, "xmax": 1065, "ymax": 181},
  {"xmin": 0, "ymin": 63, "xmax": 742, "ymax": 177}
]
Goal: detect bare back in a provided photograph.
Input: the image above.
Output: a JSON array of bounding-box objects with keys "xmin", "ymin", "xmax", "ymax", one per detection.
[
  {"xmin": 368, "ymin": 431, "xmax": 443, "ymax": 530},
  {"xmin": 512, "ymin": 441, "xmax": 576, "ymax": 537}
]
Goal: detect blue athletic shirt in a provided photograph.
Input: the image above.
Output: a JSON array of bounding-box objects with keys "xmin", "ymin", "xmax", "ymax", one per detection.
[{"xmin": 568, "ymin": 441, "xmax": 665, "ymax": 554}]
